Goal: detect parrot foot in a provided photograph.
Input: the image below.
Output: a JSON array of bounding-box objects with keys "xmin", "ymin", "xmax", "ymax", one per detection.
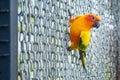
[
  {"xmin": 67, "ymin": 47, "xmax": 72, "ymax": 51},
  {"xmin": 84, "ymin": 52, "xmax": 86, "ymax": 58},
  {"xmin": 79, "ymin": 51, "xmax": 86, "ymax": 60},
  {"xmin": 79, "ymin": 55, "xmax": 82, "ymax": 60}
]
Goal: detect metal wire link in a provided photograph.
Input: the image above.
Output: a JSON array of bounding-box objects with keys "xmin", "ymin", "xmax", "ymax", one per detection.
[{"xmin": 18, "ymin": 0, "xmax": 120, "ymax": 80}]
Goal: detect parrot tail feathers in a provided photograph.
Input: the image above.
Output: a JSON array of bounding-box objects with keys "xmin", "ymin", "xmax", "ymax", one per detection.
[{"xmin": 79, "ymin": 51, "xmax": 87, "ymax": 72}]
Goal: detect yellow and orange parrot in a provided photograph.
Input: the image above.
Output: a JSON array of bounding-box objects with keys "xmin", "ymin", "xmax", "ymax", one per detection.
[{"xmin": 67, "ymin": 11, "xmax": 101, "ymax": 71}]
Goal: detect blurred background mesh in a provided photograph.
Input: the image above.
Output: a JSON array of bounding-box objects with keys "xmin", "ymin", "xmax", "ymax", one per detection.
[{"xmin": 18, "ymin": 0, "xmax": 120, "ymax": 80}]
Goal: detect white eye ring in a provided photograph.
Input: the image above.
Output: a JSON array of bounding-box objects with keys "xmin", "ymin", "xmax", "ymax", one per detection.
[{"xmin": 92, "ymin": 17, "xmax": 95, "ymax": 21}]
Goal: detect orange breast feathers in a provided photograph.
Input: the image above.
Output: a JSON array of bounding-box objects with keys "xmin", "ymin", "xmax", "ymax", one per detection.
[{"xmin": 70, "ymin": 34, "xmax": 80, "ymax": 44}]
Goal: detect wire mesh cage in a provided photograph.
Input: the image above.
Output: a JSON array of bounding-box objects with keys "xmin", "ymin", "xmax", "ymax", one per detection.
[{"xmin": 18, "ymin": 0, "xmax": 120, "ymax": 80}]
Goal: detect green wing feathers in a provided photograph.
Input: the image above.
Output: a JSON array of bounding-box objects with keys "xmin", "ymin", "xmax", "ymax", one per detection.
[
  {"xmin": 79, "ymin": 31, "xmax": 90, "ymax": 71},
  {"xmin": 79, "ymin": 31, "xmax": 90, "ymax": 51}
]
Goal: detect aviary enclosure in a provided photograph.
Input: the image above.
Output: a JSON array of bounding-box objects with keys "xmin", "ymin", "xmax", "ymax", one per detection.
[{"xmin": 18, "ymin": 0, "xmax": 120, "ymax": 80}]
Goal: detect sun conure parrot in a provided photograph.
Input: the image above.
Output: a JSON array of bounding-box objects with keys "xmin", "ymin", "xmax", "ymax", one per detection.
[{"xmin": 67, "ymin": 11, "xmax": 101, "ymax": 71}]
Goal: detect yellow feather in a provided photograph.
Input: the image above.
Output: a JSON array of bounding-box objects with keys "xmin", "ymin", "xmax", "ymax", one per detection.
[{"xmin": 80, "ymin": 31, "xmax": 90, "ymax": 46}]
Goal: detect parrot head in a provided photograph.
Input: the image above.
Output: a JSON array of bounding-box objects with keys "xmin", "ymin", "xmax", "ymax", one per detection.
[{"xmin": 85, "ymin": 14, "xmax": 101, "ymax": 29}]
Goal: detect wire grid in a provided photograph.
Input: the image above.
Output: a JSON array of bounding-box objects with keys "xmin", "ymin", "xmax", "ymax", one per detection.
[{"xmin": 18, "ymin": 0, "xmax": 119, "ymax": 80}]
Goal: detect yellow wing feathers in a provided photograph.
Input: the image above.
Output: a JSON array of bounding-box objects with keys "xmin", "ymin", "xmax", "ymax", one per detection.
[
  {"xmin": 69, "ymin": 31, "xmax": 90, "ymax": 51},
  {"xmin": 80, "ymin": 31, "xmax": 90, "ymax": 46}
]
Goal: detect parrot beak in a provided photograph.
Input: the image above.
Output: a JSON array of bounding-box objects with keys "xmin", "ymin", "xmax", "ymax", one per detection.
[
  {"xmin": 93, "ymin": 16, "xmax": 101, "ymax": 28},
  {"xmin": 93, "ymin": 22, "xmax": 100, "ymax": 28}
]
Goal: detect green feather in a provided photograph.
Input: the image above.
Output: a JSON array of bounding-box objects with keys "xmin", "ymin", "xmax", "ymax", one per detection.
[
  {"xmin": 79, "ymin": 38, "xmax": 88, "ymax": 51},
  {"xmin": 79, "ymin": 50, "xmax": 87, "ymax": 72}
]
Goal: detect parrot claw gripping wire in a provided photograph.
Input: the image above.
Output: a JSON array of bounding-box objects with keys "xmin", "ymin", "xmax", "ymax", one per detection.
[
  {"xmin": 67, "ymin": 9, "xmax": 72, "ymax": 51},
  {"xmin": 68, "ymin": 9, "xmax": 72, "ymax": 18},
  {"xmin": 67, "ymin": 47, "xmax": 72, "ymax": 51}
]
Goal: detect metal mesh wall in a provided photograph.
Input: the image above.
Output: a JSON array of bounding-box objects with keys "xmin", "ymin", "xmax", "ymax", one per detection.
[{"xmin": 18, "ymin": 0, "xmax": 120, "ymax": 80}]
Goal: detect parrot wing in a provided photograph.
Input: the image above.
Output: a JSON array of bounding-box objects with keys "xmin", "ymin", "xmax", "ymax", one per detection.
[
  {"xmin": 79, "ymin": 31, "xmax": 90, "ymax": 51},
  {"xmin": 79, "ymin": 31, "xmax": 90, "ymax": 71}
]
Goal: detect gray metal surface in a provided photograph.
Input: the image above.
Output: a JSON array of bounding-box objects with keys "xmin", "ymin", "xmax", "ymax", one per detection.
[{"xmin": 18, "ymin": 0, "xmax": 120, "ymax": 80}]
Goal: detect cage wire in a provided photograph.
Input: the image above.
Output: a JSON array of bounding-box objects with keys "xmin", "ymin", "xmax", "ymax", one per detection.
[{"xmin": 18, "ymin": 0, "xmax": 120, "ymax": 80}]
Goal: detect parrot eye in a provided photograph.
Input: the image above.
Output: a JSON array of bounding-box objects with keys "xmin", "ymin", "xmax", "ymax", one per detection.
[{"xmin": 91, "ymin": 16, "xmax": 95, "ymax": 21}]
